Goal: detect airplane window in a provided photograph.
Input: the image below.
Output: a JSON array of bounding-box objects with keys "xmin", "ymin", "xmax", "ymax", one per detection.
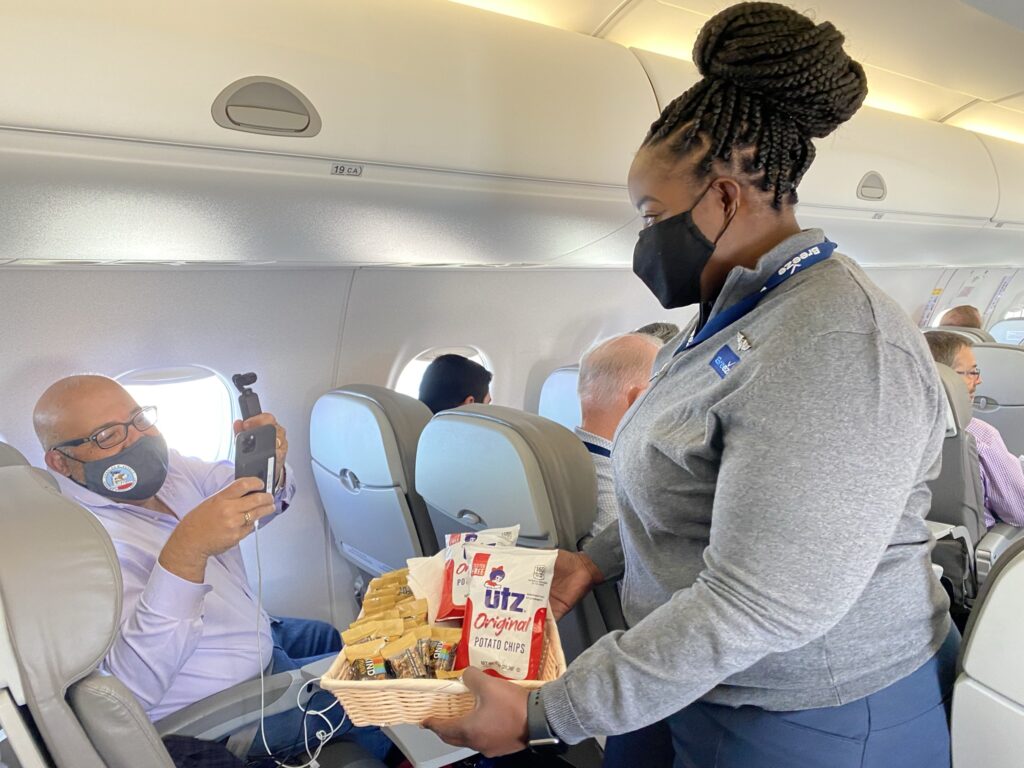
[
  {"xmin": 116, "ymin": 366, "xmax": 236, "ymax": 462},
  {"xmin": 990, "ymin": 319, "xmax": 1024, "ymax": 345},
  {"xmin": 393, "ymin": 346, "xmax": 491, "ymax": 400}
]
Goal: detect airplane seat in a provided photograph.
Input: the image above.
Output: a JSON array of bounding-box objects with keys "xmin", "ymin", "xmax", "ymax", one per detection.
[
  {"xmin": 951, "ymin": 535, "xmax": 1024, "ymax": 767},
  {"xmin": 926, "ymin": 364, "xmax": 987, "ymax": 611},
  {"xmin": 416, "ymin": 403, "xmax": 618, "ymax": 658},
  {"xmin": 0, "ymin": 441, "xmax": 29, "ymax": 468},
  {"xmin": 310, "ymin": 385, "xmax": 438, "ymax": 577},
  {"xmin": 971, "ymin": 343, "xmax": 1024, "ymax": 457},
  {"xmin": 940, "ymin": 326, "xmax": 996, "ymax": 344},
  {"xmin": 0, "ymin": 464, "xmax": 383, "ymax": 768},
  {"xmin": 537, "ymin": 365, "xmax": 581, "ymax": 432},
  {"xmin": 0, "ymin": 463, "xmax": 173, "ymax": 768}
]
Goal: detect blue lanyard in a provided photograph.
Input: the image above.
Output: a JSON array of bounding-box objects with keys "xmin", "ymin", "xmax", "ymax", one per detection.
[
  {"xmin": 679, "ymin": 240, "xmax": 836, "ymax": 354},
  {"xmin": 583, "ymin": 441, "xmax": 611, "ymax": 458}
]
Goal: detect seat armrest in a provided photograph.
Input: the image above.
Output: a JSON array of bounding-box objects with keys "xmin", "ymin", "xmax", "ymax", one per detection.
[
  {"xmin": 154, "ymin": 669, "xmax": 302, "ymax": 741},
  {"xmin": 976, "ymin": 523, "xmax": 1024, "ymax": 584}
]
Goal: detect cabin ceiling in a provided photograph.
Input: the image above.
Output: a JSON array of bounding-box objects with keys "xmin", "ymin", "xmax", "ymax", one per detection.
[{"xmin": 449, "ymin": 0, "xmax": 1024, "ymax": 144}]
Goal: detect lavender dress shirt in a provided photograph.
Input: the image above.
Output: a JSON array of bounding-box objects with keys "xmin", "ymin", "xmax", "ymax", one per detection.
[
  {"xmin": 57, "ymin": 449, "xmax": 295, "ymax": 721},
  {"xmin": 967, "ymin": 417, "xmax": 1024, "ymax": 529}
]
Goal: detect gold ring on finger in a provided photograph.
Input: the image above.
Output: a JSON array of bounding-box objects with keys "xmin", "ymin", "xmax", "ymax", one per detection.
[{"xmin": 243, "ymin": 511, "xmax": 252, "ymax": 525}]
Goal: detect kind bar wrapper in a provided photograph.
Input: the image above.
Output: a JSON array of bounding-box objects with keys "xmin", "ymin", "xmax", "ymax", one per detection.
[
  {"xmin": 344, "ymin": 639, "xmax": 388, "ymax": 680},
  {"xmin": 411, "ymin": 626, "xmax": 433, "ymax": 673},
  {"xmin": 350, "ymin": 609, "xmax": 400, "ymax": 627},
  {"xmin": 457, "ymin": 546, "xmax": 557, "ymax": 681},
  {"xmin": 341, "ymin": 619, "xmax": 405, "ymax": 646},
  {"xmin": 363, "ymin": 593, "xmax": 399, "ymax": 612},
  {"xmin": 382, "ymin": 633, "xmax": 428, "ymax": 679},
  {"xmin": 429, "ymin": 627, "xmax": 463, "ymax": 674},
  {"xmin": 437, "ymin": 525, "xmax": 520, "ymax": 621},
  {"xmin": 398, "ymin": 599, "xmax": 428, "ymax": 620}
]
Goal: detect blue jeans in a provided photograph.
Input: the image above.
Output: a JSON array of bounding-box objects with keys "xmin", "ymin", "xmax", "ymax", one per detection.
[
  {"xmin": 669, "ymin": 626, "xmax": 960, "ymax": 768},
  {"xmin": 246, "ymin": 617, "xmax": 392, "ymax": 761}
]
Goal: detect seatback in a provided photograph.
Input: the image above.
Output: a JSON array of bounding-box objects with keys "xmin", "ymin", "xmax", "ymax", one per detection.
[
  {"xmin": 310, "ymin": 385, "xmax": 437, "ymax": 575},
  {"xmin": 416, "ymin": 404, "xmax": 610, "ymax": 657},
  {"xmin": 951, "ymin": 536, "xmax": 1024, "ymax": 767},
  {"xmin": 940, "ymin": 326, "xmax": 996, "ymax": 344},
  {"xmin": 927, "ymin": 364, "xmax": 987, "ymax": 607},
  {"xmin": 0, "ymin": 465, "xmax": 173, "ymax": 768},
  {"xmin": 416, "ymin": 404, "xmax": 596, "ymax": 549},
  {"xmin": 537, "ymin": 366, "xmax": 581, "ymax": 432},
  {"xmin": 972, "ymin": 343, "xmax": 1024, "ymax": 456}
]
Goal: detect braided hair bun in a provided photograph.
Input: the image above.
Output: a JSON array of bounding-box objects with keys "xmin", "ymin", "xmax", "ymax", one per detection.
[{"xmin": 644, "ymin": 2, "xmax": 868, "ymax": 207}]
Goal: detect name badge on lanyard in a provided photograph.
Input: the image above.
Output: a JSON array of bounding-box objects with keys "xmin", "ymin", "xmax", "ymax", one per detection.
[{"xmin": 678, "ymin": 240, "xmax": 836, "ymax": 358}]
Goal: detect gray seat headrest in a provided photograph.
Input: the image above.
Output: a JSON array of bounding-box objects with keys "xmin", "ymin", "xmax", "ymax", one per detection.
[
  {"xmin": 416, "ymin": 403, "xmax": 597, "ymax": 548},
  {"xmin": 936, "ymin": 363, "xmax": 972, "ymax": 431},
  {"xmin": 0, "ymin": 441, "xmax": 30, "ymax": 468},
  {"xmin": 941, "ymin": 326, "xmax": 996, "ymax": 344}
]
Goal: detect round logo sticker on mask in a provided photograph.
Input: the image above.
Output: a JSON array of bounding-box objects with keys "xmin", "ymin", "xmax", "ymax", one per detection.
[{"xmin": 102, "ymin": 463, "xmax": 138, "ymax": 493}]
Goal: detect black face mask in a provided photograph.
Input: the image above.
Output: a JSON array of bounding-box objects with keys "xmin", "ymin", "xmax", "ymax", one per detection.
[
  {"xmin": 632, "ymin": 184, "xmax": 735, "ymax": 309},
  {"xmin": 68, "ymin": 434, "xmax": 170, "ymax": 502}
]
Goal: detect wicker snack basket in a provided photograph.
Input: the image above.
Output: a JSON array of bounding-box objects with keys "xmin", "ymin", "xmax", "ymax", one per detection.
[{"xmin": 319, "ymin": 614, "xmax": 566, "ymax": 727}]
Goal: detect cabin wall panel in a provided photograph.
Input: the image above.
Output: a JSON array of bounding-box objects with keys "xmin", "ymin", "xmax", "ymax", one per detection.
[{"xmin": 0, "ymin": 267, "xmax": 358, "ymax": 626}]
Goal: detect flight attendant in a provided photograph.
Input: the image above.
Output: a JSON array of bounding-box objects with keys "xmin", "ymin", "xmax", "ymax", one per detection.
[{"xmin": 425, "ymin": 3, "xmax": 957, "ymax": 766}]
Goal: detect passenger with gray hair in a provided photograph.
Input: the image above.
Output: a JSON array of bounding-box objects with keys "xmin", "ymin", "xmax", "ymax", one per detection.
[
  {"xmin": 938, "ymin": 305, "xmax": 983, "ymax": 330},
  {"xmin": 925, "ymin": 331, "xmax": 1024, "ymax": 528},
  {"xmin": 633, "ymin": 321, "xmax": 681, "ymax": 344},
  {"xmin": 575, "ymin": 333, "xmax": 661, "ymax": 536}
]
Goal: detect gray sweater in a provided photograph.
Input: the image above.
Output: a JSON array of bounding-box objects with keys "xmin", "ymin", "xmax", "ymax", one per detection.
[{"xmin": 541, "ymin": 229, "xmax": 951, "ymax": 743}]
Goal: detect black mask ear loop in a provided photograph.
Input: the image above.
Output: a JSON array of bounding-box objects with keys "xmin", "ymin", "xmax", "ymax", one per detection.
[{"xmin": 711, "ymin": 185, "xmax": 739, "ymax": 246}]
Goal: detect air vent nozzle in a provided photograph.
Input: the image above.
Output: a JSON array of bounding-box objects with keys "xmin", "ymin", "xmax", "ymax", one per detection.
[{"xmin": 212, "ymin": 76, "xmax": 321, "ymax": 137}]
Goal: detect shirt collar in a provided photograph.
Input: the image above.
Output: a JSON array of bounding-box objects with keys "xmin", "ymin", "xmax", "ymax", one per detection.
[
  {"xmin": 575, "ymin": 427, "xmax": 613, "ymax": 452},
  {"xmin": 707, "ymin": 228, "xmax": 828, "ymax": 320}
]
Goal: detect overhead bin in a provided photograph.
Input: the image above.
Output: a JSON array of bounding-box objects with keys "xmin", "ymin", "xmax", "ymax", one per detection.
[
  {"xmin": 1, "ymin": 0, "xmax": 656, "ymax": 186},
  {"xmin": 800, "ymin": 108, "xmax": 998, "ymax": 221},
  {"xmin": 976, "ymin": 135, "xmax": 1024, "ymax": 225},
  {"xmin": 0, "ymin": 0, "xmax": 658, "ymax": 265}
]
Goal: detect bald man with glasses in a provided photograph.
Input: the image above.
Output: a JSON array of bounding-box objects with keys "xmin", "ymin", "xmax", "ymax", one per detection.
[
  {"xmin": 925, "ymin": 332, "xmax": 1024, "ymax": 529},
  {"xmin": 33, "ymin": 375, "xmax": 390, "ymax": 761}
]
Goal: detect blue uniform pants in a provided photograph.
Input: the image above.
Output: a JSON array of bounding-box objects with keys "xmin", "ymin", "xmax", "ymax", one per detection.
[
  {"xmin": 246, "ymin": 616, "xmax": 392, "ymax": 761},
  {"xmin": 668, "ymin": 626, "xmax": 960, "ymax": 768}
]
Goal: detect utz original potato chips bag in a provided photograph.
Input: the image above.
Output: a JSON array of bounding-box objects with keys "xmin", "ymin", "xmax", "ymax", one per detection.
[
  {"xmin": 437, "ymin": 525, "xmax": 519, "ymax": 621},
  {"xmin": 457, "ymin": 546, "xmax": 557, "ymax": 681}
]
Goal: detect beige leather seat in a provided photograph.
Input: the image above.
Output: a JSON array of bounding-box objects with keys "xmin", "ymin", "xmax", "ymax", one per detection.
[{"xmin": 0, "ymin": 459, "xmax": 381, "ymax": 768}]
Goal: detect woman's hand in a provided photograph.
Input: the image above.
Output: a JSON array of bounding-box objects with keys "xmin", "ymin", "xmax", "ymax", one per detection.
[
  {"xmin": 422, "ymin": 668, "xmax": 530, "ymax": 757},
  {"xmin": 550, "ymin": 550, "xmax": 605, "ymax": 619}
]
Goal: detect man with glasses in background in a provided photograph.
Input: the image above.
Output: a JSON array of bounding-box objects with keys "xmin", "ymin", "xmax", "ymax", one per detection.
[
  {"xmin": 925, "ymin": 332, "xmax": 1024, "ymax": 528},
  {"xmin": 32, "ymin": 375, "xmax": 390, "ymax": 762}
]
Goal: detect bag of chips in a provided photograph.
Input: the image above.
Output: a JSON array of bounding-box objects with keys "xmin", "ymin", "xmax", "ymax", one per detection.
[
  {"xmin": 437, "ymin": 525, "xmax": 520, "ymax": 621},
  {"xmin": 456, "ymin": 546, "xmax": 557, "ymax": 681}
]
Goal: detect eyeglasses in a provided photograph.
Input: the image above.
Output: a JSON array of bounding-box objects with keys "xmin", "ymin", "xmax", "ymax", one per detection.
[
  {"xmin": 50, "ymin": 406, "xmax": 158, "ymax": 452},
  {"xmin": 954, "ymin": 368, "xmax": 982, "ymax": 380}
]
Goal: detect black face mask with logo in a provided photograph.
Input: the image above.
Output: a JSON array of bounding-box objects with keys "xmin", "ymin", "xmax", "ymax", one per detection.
[
  {"xmin": 632, "ymin": 183, "xmax": 735, "ymax": 310},
  {"xmin": 70, "ymin": 434, "xmax": 170, "ymax": 502}
]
